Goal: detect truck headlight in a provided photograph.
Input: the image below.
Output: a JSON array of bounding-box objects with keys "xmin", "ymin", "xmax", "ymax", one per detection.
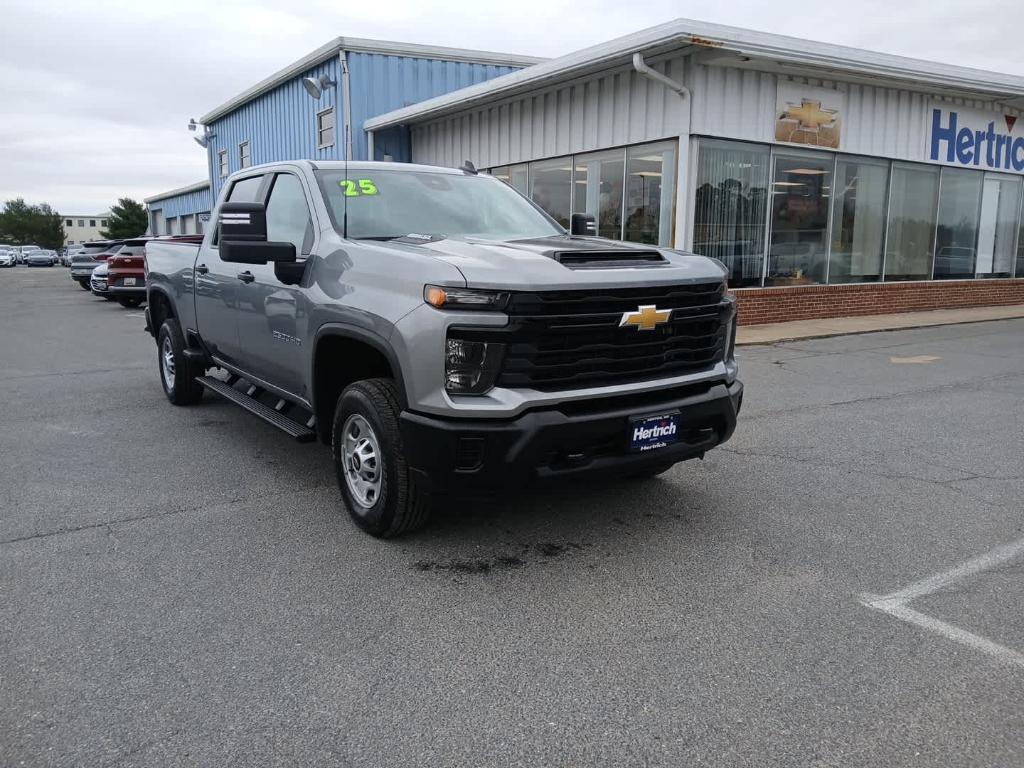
[
  {"xmin": 445, "ymin": 338, "xmax": 504, "ymax": 394},
  {"xmin": 425, "ymin": 285, "xmax": 509, "ymax": 311}
]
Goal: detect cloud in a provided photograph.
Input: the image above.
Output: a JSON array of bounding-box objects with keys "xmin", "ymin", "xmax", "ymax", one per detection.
[{"xmin": 0, "ymin": 0, "xmax": 1021, "ymax": 213}]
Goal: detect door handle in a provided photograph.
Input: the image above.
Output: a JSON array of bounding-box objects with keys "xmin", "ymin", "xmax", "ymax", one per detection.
[
  {"xmin": 236, "ymin": 271, "xmax": 255, "ymax": 283},
  {"xmin": 194, "ymin": 264, "xmax": 209, "ymax": 274}
]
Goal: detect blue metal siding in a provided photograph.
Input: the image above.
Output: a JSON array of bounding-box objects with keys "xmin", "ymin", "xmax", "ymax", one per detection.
[
  {"xmin": 207, "ymin": 58, "xmax": 342, "ymax": 200},
  {"xmin": 345, "ymin": 53, "xmax": 520, "ymax": 161},
  {"xmin": 148, "ymin": 186, "xmax": 213, "ymax": 219}
]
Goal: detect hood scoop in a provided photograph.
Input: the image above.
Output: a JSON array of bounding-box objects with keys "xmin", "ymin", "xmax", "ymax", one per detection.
[{"xmin": 553, "ymin": 249, "xmax": 668, "ymax": 269}]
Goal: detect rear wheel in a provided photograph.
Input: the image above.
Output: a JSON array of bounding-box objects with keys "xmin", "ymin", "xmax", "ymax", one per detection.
[
  {"xmin": 332, "ymin": 378, "xmax": 430, "ymax": 538},
  {"xmin": 157, "ymin": 318, "xmax": 203, "ymax": 406},
  {"xmin": 118, "ymin": 297, "xmax": 142, "ymax": 308}
]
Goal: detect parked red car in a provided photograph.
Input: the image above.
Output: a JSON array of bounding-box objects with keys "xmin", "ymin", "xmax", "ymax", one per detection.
[
  {"xmin": 105, "ymin": 238, "xmax": 149, "ymax": 307},
  {"xmin": 107, "ymin": 235, "xmax": 203, "ymax": 308}
]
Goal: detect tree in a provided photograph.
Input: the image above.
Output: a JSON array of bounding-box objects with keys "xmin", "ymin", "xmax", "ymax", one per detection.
[
  {"xmin": 0, "ymin": 199, "xmax": 64, "ymax": 249},
  {"xmin": 101, "ymin": 198, "xmax": 148, "ymax": 239}
]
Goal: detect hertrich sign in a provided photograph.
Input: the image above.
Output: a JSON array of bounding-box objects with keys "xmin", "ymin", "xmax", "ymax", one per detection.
[{"xmin": 929, "ymin": 105, "xmax": 1024, "ymax": 173}]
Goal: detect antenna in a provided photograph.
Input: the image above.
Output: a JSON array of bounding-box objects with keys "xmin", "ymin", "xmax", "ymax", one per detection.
[{"xmin": 342, "ymin": 124, "xmax": 351, "ymax": 239}]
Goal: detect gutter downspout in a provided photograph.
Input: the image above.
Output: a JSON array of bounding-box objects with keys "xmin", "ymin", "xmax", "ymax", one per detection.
[
  {"xmin": 339, "ymin": 50, "xmax": 354, "ymax": 160},
  {"xmin": 632, "ymin": 53, "xmax": 691, "ymax": 250}
]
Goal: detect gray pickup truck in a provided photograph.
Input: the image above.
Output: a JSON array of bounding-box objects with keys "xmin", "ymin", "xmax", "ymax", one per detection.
[{"xmin": 145, "ymin": 160, "xmax": 742, "ymax": 537}]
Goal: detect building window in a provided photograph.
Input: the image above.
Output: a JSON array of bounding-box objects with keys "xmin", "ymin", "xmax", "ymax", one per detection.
[
  {"xmin": 529, "ymin": 157, "xmax": 573, "ymax": 229},
  {"xmin": 317, "ymin": 107, "xmax": 335, "ymax": 149},
  {"xmin": 933, "ymin": 168, "xmax": 983, "ymax": 280},
  {"xmin": 65, "ymin": 219, "xmax": 72, "ymax": 226},
  {"xmin": 490, "ymin": 164, "xmax": 528, "ymax": 195},
  {"xmin": 766, "ymin": 150, "xmax": 832, "ymax": 286},
  {"xmin": 693, "ymin": 140, "xmax": 770, "ymax": 287},
  {"xmin": 78, "ymin": 219, "xmax": 84, "ymax": 227},
  {"xmin": 239, "ymin": 140, "xmax": 251, "ymax": 169},
  {"xmin": 218, "ymin": 149, "xmax": 228, "ymax": 178},
  {"xmin": 883, "ymin": 164, "xmax": 939, "ymax": 282},
  {"xmin": 977, "ymin": 175, "xmax": 1021, "ymax": 278},
  {"xmin": 572, "ymin": 150, "xmax": 624, "ymax": 240},
  {"xmin": 828, "ymin": 156, "xmax": 889, "ymax": 284},
  {"xmin": 101, "ymin": 219, "xmax": 107, "ymax": 227},
  {"xmin": 624, "ymin": 142, "xmax": 677, "ymax": 246},
  {"xmin": 89, "ymin": 219, "xmax": 96, "ymax": 227}
]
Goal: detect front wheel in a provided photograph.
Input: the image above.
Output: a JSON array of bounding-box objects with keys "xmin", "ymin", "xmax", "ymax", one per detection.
[
  {"xmin": 332, "ymin": 378, "xmax": 430, "ymax": 538},
  {"xmin": 157, "ymin": 318, "xmax": 203, "ymax": 405}
]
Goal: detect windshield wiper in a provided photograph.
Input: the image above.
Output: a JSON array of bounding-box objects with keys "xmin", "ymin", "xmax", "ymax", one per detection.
[{"xmin": 354, "ymin": 235, "xmax": 404, "ymax": 241}]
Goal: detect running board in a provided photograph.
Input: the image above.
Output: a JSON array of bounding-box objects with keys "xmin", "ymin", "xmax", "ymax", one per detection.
[{"xmin": 198, "ymin": 376, "xmax": 316, "ymax": 442}]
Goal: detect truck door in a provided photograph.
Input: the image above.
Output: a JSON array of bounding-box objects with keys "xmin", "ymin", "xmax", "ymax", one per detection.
[
  {"xmin": 193, "ymin": 174, "xmax": 267, "ymax": 367},
  {"xmin": 233, "ymin": 171, "xmax": 315, "ymax": 399}
]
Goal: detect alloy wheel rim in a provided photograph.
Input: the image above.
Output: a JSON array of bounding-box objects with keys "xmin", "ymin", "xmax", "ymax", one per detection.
[
  {"xmin": 341, "ymin": 414, "xmax": 382, "ymax": 510},
  {"xmin": 161, "ymin": 337, "xmax": 175, "ymax": 392}
]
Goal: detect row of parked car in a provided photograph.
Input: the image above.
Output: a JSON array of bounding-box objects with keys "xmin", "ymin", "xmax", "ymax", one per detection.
[
  {"xmin": 68, "ymin": 239, "xmax": 151, "ymax": 307},
  {"xmin": 0, "ymin": 245, "xmax": 61, "ymax": 267}
]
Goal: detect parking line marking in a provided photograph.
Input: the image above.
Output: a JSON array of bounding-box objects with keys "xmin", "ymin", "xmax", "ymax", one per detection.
[{"xmin": 861, "ymin": 536, "xmax": 1024, "ymax": 670}]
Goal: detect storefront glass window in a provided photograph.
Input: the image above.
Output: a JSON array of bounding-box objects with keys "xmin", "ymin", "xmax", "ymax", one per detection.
[
  {"xmin": 1018, "ymin": 210, "xmax": 1024, "ymax": 278},
  {"xmin": 529, "ymin": 157, "xmax": 573, "ymax": 228},
  {"xmin": 692, "ymin": 140, "xmax": 769, "ymax": 287},
  {"xmin": 828, "ymin": 157, "xmax": 888, "ymax": 283},
  {"xmin": 884, "ymin": 164, "xmax": 939, "ymax": 281},
  {"xmin": 934, "ymin": 168, "xmax": 983, "ymax": 280},
  {"xmin": 624, "ymin": 142, "xmax": 676, "ymax": 246},
  {"xmin": 766, "ymin": 151, "xmax": 832, "ymax": 286},
  {"xmin": 492, "ymin": 164, "xmax": 529, "ymax": 195},
  {"xmin": 975, "ymin": 174, "xmax": 1020, "ymax": 278},
  {"xmin": 572, "ymin": 150, "xmax": 624, "ymax": 239}
]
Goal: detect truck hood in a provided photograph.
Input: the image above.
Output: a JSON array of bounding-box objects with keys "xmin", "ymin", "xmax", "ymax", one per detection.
[{"xmin": 380, "ymin": 235, "xmax": 725, "ymax": 291}]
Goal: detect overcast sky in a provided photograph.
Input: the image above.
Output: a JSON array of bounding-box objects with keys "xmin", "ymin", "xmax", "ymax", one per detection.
[{"xmin": 1, "ymin": 0, "xmax": 1022, "ymax": 214}]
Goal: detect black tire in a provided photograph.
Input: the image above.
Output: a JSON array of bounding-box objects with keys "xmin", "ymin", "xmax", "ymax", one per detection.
[
  {"xmin": 157, "ymin": 318, "xmax": 203, "ymax": 406},
  {"xmin": 118, "ymin": 297, "xmax": 142, "ymax": 308},
  {"xmin": 103, "ymin": 295, "xmax": 115, "ymax": 301},
  {"xmin": 624, "ymin": 462, "xmax": 675, "ymax": 480},
  {"xmin": 331, "ymin": 378, "xmax": 430, "ymax": 538},
  {"xmin": 77, "ymin": 280, "xmax": 90, "ymax": 290}
]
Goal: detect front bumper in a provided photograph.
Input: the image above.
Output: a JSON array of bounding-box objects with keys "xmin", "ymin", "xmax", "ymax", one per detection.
[{"xmin": 400, "ymin": 379, "xmax": 743, "ymax": 493}]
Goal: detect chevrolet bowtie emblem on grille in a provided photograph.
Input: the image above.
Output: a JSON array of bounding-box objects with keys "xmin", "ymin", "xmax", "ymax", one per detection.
[{"xmin": 620, "ymin": 305, "xmax": 671, "ymax": 331}]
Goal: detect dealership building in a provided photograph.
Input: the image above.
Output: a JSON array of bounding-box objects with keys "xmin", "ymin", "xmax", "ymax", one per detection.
[
  {"xmin": 149, "ymin": 19, "xmax": 1024, "ymax": 323},
  {"xmin": 144, "ymin": 38, "xmax": 541, "ymax": 237}
]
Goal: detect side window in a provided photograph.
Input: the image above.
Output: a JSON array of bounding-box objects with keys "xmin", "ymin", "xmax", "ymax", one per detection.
[
  {"xmin": 265, "ymin": 173, "xmax": 313, "ymax": 255},
  {"xmin": 226, "ymin": 175, "xmax": 264, "ymax": 203}
]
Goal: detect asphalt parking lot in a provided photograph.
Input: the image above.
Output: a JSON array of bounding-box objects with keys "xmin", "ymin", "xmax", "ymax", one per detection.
[{"xmin": 2, "ymin": 267, "xmax": 1022, "ymax": 767}]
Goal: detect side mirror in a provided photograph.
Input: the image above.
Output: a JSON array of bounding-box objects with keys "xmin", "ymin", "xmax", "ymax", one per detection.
[
  {"xmin": 570, "ymin": 212, "xmax": 597, "ymax": 236},
  {"xmin": 218, "ymin": 202, "xmax": 297, "ymax": 265}
]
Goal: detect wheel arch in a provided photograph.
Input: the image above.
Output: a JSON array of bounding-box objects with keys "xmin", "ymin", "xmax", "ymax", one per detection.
[{"xmin": 312, "ymin": 324, "xmax": 408, "ymax": 445}]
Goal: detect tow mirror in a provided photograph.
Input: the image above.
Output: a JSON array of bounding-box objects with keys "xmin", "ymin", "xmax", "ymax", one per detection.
[
  {"xmin": 570, "ymin": 212, "xmax": 597, "ymax": 236},
  {"xmin": 218, "ymin": 202, "xmax": 296, "ymax": 265}
]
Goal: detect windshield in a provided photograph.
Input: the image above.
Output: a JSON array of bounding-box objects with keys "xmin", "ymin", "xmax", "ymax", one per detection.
[{"xmin": 316, "ymin": 169, "xmax": 563, "ymax": 242}]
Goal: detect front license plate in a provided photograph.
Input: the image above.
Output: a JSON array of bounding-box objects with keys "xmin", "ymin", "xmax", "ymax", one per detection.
[
  {"xmin": 629, "ymin": 412, "xmax": 680, "ymax": 453},
  {"xmin": 124, "ymin": 277, "xmax": 136, "ymax": 286}
]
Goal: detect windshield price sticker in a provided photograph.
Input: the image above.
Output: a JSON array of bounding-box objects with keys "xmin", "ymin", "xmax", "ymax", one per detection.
[{"xmin": 339, "ymin": 179, "xmax": 378, "ymax": 197}]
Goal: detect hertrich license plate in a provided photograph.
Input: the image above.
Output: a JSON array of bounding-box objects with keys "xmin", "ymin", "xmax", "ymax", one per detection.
[{"xmin": 629, "ymin": 412, "xmax": 680, "ymax": 453}]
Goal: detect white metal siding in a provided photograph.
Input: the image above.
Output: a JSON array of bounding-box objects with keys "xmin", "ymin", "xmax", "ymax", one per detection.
[
  {"xmin": 410, "ymin": 53, "xmax": 688, "ymax": 167},
  {"xmin": 410, "ymin": 51, "xmax": 1022, "ymax": 169}
]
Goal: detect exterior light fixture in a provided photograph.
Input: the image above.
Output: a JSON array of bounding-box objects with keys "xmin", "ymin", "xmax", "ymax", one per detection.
[{"xmin": 302, "ymin": 74, "xmax": 337, "ymax": 100}]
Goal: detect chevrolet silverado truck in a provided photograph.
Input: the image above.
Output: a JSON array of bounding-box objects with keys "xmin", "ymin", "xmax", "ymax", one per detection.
[{"xmin": 144, "ymin": 160, "xmax": 742, "ymax": 537}]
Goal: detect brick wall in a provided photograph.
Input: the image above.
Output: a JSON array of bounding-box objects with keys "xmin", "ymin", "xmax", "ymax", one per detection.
[{"xmin": 733, "ymin": 279, "xmax": 1024, "ymax": 326}]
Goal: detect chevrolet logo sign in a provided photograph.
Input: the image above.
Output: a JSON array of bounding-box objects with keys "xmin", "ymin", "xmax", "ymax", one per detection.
[{"xmin": 619, "ymin": 305, "xmax": 671, "ymax": 331}]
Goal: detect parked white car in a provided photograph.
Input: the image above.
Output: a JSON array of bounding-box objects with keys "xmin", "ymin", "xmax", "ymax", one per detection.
[{"xmin": 0, "ymin": 249, "xmax": 16, "ymax": 267}]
